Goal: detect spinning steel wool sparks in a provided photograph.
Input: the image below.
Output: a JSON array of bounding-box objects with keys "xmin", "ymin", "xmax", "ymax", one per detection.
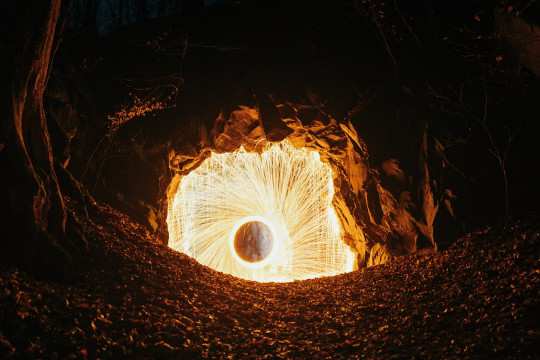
[{"xmin": 167, "ymin": 140, "xmax": 355, "ymax": 282}]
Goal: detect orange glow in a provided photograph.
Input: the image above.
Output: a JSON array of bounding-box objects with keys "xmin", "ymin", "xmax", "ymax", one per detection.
[{"xmin": 167, "ymin": 140, "xmax": 356, "ymax": 282}]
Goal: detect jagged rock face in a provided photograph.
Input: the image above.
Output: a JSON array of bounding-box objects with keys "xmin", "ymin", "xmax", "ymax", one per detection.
[
  {"xmin": 168, "ymin": 104, "xmax": 438, "ymax": 267},
  {"xmin": 494, "ymin": 6, "xmax": 540, "ymax": 77}
]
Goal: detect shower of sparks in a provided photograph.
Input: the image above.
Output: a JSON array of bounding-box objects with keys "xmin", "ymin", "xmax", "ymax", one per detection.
[{"xmin": 167, "ymin": 140, "xmax": 356, "ymax": 282}]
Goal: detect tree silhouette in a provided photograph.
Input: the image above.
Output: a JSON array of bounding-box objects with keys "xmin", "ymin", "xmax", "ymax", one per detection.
[{"xmin": 0, "ymin": 0, "xmax": 86, "ymax": 279}]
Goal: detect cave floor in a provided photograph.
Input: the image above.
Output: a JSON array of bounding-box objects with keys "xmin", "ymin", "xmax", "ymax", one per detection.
[{"xmin": 1, "ymin": 199, "xmax": 539, "ymax": 359}]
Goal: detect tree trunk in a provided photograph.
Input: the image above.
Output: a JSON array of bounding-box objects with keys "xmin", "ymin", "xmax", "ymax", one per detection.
[
  {"xmin": 158, "ymin": 0, "xmax": 166, "ymax": 17},
  {"xmin": 125, "ymin": 0, "xmax": 131, "ymax": 24},
  {"xmin": 171, "ymin": 0, "xmax": 181, "ymax": 15},
  {"xmin": 137, "ymin": 0, "xmax": 147, "ymax": 22},
  {"xmin": 118, "ymin": 0, "xmax": 124, "ymax": 27},
  {"xmin": 0, "ymin": 0, "xmax": 85, "ymax": 279},
  {"xmin": 83, "ymin": 0, "xmax": 97, "ymax": 29}
]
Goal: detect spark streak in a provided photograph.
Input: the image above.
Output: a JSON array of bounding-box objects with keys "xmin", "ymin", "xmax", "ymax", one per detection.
[{"xmin": 167, "ymin": 140, "xmax": 356, "ymax": 282}]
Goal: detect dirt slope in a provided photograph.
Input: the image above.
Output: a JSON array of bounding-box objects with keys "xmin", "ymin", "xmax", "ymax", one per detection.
[{"xmin": 1, "ymin": 198, "xmax": 539, "ymax": 359}]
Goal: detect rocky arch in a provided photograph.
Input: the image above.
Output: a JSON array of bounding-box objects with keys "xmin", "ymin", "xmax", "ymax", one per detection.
[{"xmin": 167, "ymin": 103, "xmax": 439, "ymax": 267}]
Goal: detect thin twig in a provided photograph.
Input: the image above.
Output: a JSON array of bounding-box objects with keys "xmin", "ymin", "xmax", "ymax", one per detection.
[{"xmin": 368, "ymin": 0, "xmax": 399, "ymax": 73}]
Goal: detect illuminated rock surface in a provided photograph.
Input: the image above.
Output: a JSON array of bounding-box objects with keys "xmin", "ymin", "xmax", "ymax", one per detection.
[
  {"xmin": 169, "ymin": 105, "xmax": 438, "ymax": 268},
  {"xmin": 0, "ymin": 199, "xmax": 538, "ymax": 358}
]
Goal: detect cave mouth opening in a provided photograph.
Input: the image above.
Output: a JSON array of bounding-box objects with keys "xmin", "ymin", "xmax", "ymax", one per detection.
[{"xmin": 166, "ymin": 140, "xmax": 356, "ymax": 282}]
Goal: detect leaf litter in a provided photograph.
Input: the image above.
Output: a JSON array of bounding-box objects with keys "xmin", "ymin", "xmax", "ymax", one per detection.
[{"xmin": 0, "ymin": 198, "xmax": 539, "ymax": 359}]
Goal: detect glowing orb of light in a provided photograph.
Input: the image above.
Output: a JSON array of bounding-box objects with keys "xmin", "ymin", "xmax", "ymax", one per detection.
[
  {"xmin": 230, "ymin": 216, "xmax": 277, "ymax": 268},
  {"xmin": 167, "ymin": 140, "xmax": 356, "ymax": 282}
]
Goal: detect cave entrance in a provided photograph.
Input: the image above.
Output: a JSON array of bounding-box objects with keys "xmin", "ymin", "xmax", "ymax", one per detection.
[{"xmin": 166, "ymin": 140, "xmax": 356, "ymax": 282}]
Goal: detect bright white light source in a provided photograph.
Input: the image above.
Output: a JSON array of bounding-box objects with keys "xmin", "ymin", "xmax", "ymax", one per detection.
[{"xmin": 167, "ymin": 140, "xmax": 356, "ymax": 282}]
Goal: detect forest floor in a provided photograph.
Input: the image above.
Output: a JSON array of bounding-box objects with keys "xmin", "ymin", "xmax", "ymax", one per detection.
[{"xmin": 1, "ymin": 198, "xmax": 539, "ymax": 359}]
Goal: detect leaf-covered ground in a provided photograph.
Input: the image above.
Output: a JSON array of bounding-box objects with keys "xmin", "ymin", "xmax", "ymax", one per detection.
[{"xmin": 1, "ymin": 199, "xmax": 539, "ymax": 359}]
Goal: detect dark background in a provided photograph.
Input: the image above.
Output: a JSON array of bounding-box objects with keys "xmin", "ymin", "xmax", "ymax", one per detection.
[{"xmin": 48, "ymin": 0, "xmax": 540, "ymax": 237}]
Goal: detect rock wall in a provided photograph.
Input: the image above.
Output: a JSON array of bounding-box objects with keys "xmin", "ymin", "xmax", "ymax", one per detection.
[
  {"xmin": 168, "ymin": 103, "xmax": 439, "ymax": 267},
  {"xmin": 494, "ymin": 6, "xmax": 540, "ymax": 76}
]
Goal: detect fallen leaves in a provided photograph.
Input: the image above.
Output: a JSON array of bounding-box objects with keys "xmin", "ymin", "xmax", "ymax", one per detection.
[{"xmin": 0, "ymin": 199, "xmax": 539, "ymax": 359}]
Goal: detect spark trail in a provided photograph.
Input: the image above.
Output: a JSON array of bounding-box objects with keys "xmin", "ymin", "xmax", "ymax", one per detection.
[{"xmin": 167, "ymin": 140, "xmax": 355, "ymax": 282}]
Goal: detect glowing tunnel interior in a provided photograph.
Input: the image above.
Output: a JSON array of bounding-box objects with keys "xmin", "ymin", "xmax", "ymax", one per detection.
[{"xmin": 166, "ymin": 140, "xmax": 356, "ymax": 282}]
